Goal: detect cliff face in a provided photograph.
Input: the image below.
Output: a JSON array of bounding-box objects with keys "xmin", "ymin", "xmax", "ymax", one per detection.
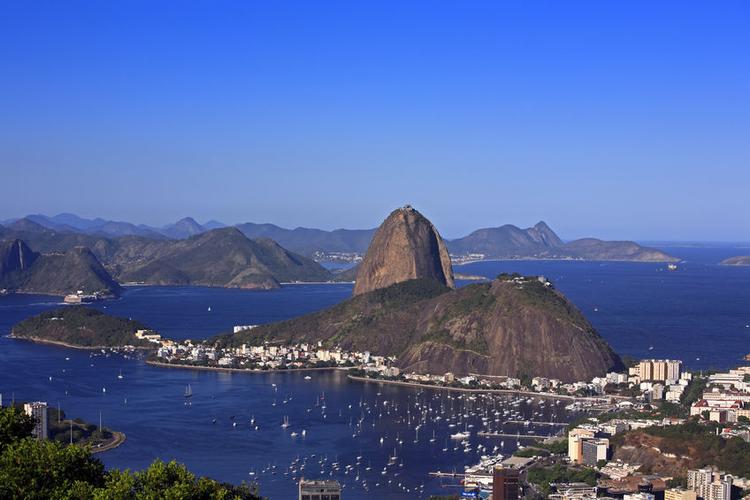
[
  {"xmin": 353, "ymin": 206, "xmax": 454, "ymax": 295},
  {"xmin": 395, "ymin": 277, "xmax": 623, "ymax": 382},
  {"xmin": 219, "ymin": 276, "xmax": 623, "ymax": 382},
  {"xmin": 0, "ymin": 240, "xmax": 120, "ymax": 296}
]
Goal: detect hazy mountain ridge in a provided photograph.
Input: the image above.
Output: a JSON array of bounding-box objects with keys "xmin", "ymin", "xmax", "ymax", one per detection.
[
  {"xmin": 0, "ymin": 225, "xmax": 334, "ymax": 294},
  {"xmin": 2, "ymin": 214, "xmax": 218, "ymax": 240},
  {"xmin": 448, "ymin": 222, "xmax": 677, "ymax": 262},
  {"xmin": 1, "ymin": 213, "xmax": 678, "ymax": 264}
]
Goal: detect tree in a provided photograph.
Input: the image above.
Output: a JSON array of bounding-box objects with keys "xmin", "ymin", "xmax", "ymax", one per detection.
[
  {"xmin": 93, "ymin": 460, "xmax": 259, "ymax": 499},
  {"xmin": 0, "ymin": 406, "xmax": 35, "ymax": 449},
  {"xmin": 0, "ymin": 438, "xmax": 105, "ymax": 499},
  {"xmin": 0, "ymin": 405, "xmax": 261, "ymax": 499}
]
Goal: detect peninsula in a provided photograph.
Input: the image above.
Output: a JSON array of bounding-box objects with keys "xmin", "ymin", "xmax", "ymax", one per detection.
[{"xmin": 10, "ymin": 306, "xmax": 156, "ymax": 349}]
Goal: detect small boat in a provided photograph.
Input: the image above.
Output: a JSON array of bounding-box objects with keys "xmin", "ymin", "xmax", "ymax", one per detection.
[
  {"xmin": 184, "ymin": 384, "xmax": 193, "ymax": 399},
  {"xmin": 207, "ymin": 306, "xmax": 211, "ymax": 312},
  {"xmin": 117, "ymin": 370, "xmax": 123, "ymax": 379},
  {"xmin": 304, "ymin": 375, "xmax": 312, "ymax": 380},
  {"xmin": 281, "ymin": 416, "xmax": 290, "ymax": 429}
]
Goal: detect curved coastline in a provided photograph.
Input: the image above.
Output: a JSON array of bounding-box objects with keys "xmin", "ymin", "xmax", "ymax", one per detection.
[
  {"xmin": 145, "ymin": 359, "xmax": 350, "ymax": 374},
  {"xmin": 91, "ymin": 431, "xmax": 127, "ymax": 454}
]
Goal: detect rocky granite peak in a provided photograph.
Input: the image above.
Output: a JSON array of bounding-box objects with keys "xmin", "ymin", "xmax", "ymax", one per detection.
[{"xmin": 353, "ymin": 206, "xmax": 454, "ymax": 295}]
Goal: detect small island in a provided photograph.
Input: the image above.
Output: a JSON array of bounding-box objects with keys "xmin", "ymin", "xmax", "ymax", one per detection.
[
  {"xmin": 10, "ymin": 306, "xmax": 157, "ymax": 349},
  {"xmin": 720, "ymin": 256, "xmax": 750, "ymax": 266}
]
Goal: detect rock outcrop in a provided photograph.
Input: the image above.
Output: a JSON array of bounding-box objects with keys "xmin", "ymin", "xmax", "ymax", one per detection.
[
  {"xmin": 219, "ymin": 275, "xmax": 623, "ymax": 382},
  {"xmin": 353, "ymin": 206, "xmax": 454, "ymax": 295}
]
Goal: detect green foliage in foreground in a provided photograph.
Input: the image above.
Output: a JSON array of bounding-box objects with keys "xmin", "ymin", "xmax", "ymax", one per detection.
[
  {"xmin": 0, "ymin": 406, "xmax": 35, "ymax": 448},
  {"xmin": 0, "ymin": 407, "xmax": 261, "ymax": 499}
]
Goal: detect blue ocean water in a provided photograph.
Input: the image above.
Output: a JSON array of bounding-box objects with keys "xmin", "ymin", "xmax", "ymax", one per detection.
[
  {"xmin": 455, "ymin": 247, "xmax": 750, "ymax": 371},
  {"xmin": 1, "ymin": 246, "xmax": 749, "ymax": 498}
]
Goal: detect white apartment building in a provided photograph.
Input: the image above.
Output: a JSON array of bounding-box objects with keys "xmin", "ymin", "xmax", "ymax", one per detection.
[{"xmin": 23, "ymin": 401, "xmax": 48, "ymax": 440}]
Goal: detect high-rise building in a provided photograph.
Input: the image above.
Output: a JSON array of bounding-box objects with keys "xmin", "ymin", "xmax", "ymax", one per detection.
[
  {"xmin": 707, "ymin": 475, "xmax": 732, "ymax": 500},
  {"xmin": 687, "ymin": 468, "xmax": 732, "ymax": 500},
  {"xmin": 687, "ymin": 467, "xmax": 713, "ymax": 494},
  {"xmin": 638, "ymin": 359, "xmax": 682, "ymax": 382},
  {"xmin": 568, "ymin": 427, "xmax": 596, "ymax": 463},
  {"xmin": 639, "ymin": 360, "xmax": 654, "ymax": 381},
  {"xmin": 23, "ymin": 401, "xmax": 48, "ymax": 440},
  {"xmin": 298, "ymin": 479, "xmax": 341, "ymax": 500},
  {"xmin": 666, "ymin": 360, "xmax": 682, "ymax": 381},
  {"xmin": 665, "ymin": 488, "xmax": 697, "ymax": 500},
  {"xmin": 581, "ymin": 438, "xmax": 609, "ymax": 466},
  {"xmin": 492, "ymin": 467, "xmax": 519, "ymax": 500}
]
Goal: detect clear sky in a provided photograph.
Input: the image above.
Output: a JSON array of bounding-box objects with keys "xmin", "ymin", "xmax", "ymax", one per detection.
[{"xmin": 1, "ymin": 1, "xmax": 748, "ymax": 241}]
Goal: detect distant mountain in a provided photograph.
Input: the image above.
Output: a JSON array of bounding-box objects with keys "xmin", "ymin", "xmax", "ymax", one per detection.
[
  {"xmin": 203, "ymin": 220, "xmax": 227, "ymax": 230},
  {"xmin": 116, "ymin": 227, "xmax": 332, "ymax": 289},
  {"xmin": 353, "ymin": 206, "xmax": 454, "ymax": 295},
  {"xmin": 159, "ymin": 217, "xmax": 206, "ymax": 239},
  {"xmin": 2, "ymin": 212, "xmax": 678, "ymax": 263},
  {"xmin": 448, "ymin": 221, "xmax": 678, "ymax": 262},
  {"xmin": 234, "ymin": 222, "xmax": 376, "ymax": 257},
  {"xmin": 2, "ymin": 214, "xmax": 206, "ymax": 240},
  {"xmin": 0, "ymin": 239, "xmax": 120, "ymax": 296},
  {"xmin": 720, "ymin": 256, "xmax": 750, "ymax": 266},
  {"xmin": 562, "ymin": 238, "xmax": 678, "ymax": 262}
]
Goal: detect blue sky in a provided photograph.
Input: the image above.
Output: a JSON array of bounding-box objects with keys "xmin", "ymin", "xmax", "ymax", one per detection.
[{"xmin": 1, "ymin": 1, "xmax": 748, "ymax": 240}]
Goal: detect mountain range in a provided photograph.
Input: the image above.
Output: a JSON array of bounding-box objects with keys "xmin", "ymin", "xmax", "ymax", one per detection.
[
  {"xmin": 2, "ymin": 213, "xmax": 677, "ymax": 263},
  {"xmin": 0, "ymin": 224, "xmax": 333, "ymax": 296},
  {"xmin": 0, "ymin": 213, "xmax": 224, "ymax": 240}
]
